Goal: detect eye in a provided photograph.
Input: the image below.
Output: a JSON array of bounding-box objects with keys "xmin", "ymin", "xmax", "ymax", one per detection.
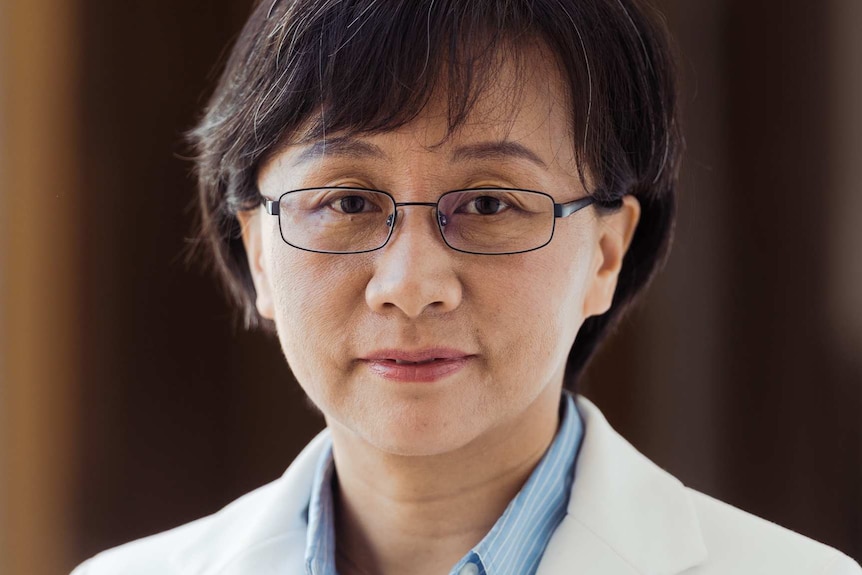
[
  {"xmin": 335, "ymin": 195, "xmax": 367, "ymax": 214},
  {"xmin": 458, "ymin": 195, "xmax": 510, "ymax": 215},
  {"xmin": 320, "ymin": 190, "xmax": 386, "ymax": 214}
]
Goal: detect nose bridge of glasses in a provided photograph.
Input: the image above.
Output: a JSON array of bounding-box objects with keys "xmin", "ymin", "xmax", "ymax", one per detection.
[{"xmin": 388, "ymin": 201, "xmax": 446, "ymax": 229}]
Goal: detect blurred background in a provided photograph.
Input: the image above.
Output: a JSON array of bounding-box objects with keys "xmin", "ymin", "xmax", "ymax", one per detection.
[{"xmin": 1, "ymin": 0, "xmax": 860, "ymax": 573}]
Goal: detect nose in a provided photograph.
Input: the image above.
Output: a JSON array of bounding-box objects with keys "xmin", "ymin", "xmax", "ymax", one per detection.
[{"xmin": 365, "ymin": 205, "xmax": 463, "ymax": 319}]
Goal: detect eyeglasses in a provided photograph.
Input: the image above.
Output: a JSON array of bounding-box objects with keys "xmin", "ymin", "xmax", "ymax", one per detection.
[{"xmin": 262, "ymin": 187, "xmax": 599, "ymax": 255}]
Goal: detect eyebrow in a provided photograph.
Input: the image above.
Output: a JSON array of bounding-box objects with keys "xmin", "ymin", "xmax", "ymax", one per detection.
[
  {"xmin": 291, "ymin": 136, "xmax": 386, "ymax": 166},
  {"xmin": 290, "ymin": 137, "xmax": 547, "ymax": 169},
  {"xmin": 450, "ymin": 141, "xmax": 547, "ymax": 168}
]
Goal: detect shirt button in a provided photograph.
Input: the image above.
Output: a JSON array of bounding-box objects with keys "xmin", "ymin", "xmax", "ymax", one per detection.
[{"xmin": 459, "ymin": 563, "xmax": 479, "ymax": 575}]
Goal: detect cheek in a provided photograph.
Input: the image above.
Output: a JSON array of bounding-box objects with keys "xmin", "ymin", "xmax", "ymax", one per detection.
[
  {"xmin": 471, "ymin": 235, "xmax": 593, "ymax": 374},
  {"xmin": 265, "ymin": 243, "xmax": 369, "ymax": 382}
]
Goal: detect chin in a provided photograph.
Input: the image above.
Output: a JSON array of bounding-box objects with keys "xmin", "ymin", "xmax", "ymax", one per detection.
[
  {"xmin": 363, "ymin": 429, "xmax": 478, "ymax": 458},
  {"xmin": 341, "ymin": 397, "xmax": 489, "ymax": 458}
]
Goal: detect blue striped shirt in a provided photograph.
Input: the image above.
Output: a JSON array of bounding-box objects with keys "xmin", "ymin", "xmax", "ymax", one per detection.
[{"xmin": 304, "ymin": 392, "xmax": 584, "ymax": 575}]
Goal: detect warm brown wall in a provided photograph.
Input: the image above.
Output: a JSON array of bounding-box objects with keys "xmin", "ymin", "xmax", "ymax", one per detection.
[
  {"xmin": 718, "ymin": 0, "xmax": 860, "ymax": 553},
  {"xmin": 0, "ymin": 0, "xmax": 83, "ymax": 574},
  {"xmin": 830, "ymin": 5, "xmax": 862, "ymax": 512}
]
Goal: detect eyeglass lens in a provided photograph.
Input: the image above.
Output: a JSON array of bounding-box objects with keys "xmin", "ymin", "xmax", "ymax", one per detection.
[{"xmin": 277, "ymin": 189, "xmax": 556, "ymax": 255}]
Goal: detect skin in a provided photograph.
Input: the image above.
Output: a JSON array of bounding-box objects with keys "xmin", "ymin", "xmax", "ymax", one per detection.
[{"xmin": 238, "ymin": 45, "xmax": 640, "ymax": 575}]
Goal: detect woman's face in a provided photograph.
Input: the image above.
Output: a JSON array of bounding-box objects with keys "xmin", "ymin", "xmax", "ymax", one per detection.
[{"xmin": 241, "ymin": 49, "xmax": 639, "ymax": 457}]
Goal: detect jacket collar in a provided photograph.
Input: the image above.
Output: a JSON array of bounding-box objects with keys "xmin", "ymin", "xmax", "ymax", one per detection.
[
  {"xmin": 173, "ymin": 395, "xmax": 708, "ymax": 575},
  {"xmin": 537, "ymin": 396, "xmax": 708, "ymax": 575}
]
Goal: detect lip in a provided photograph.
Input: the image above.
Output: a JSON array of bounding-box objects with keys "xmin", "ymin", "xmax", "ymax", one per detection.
[{"xmin": 360, "ymin": 348, "xmax": 474, "ymax": 383}]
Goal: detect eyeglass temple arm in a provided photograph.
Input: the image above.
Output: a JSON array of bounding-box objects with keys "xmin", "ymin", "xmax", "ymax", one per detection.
[
  {"xmin": 264, "ymin": 198, "xmax": 280, "ymax": 216},
  {"xmin": 554, "ymin": 196, "xmax": 595, "ymax": 218},
  {"xmin": 554, "ymin": 194, "xmax": 624, "ymax": 218}
]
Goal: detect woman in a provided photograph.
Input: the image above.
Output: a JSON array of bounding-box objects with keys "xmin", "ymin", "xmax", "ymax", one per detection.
[{"xmin": 73, "ymin": 0, "xmax": 860, "ymax": 573}]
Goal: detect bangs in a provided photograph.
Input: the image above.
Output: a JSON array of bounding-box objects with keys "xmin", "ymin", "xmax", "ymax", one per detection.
[
  {"xmin": 208, "ymin": 0, "xmax": 596, "ymax": 188},
  {"xmin": 283, "ymin": 2, "xmax": 577, "ymax": 145}
]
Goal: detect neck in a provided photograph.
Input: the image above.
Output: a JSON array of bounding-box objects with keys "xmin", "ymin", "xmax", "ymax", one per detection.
[{"xmin": 328, "ymin": 387, "xmax": 563, "ymax": 575}]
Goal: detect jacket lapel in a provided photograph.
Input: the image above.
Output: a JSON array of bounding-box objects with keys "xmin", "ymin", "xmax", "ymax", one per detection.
[{"xmin": 537, "ymin": 396, "xmax": 708, "ymax": 575}]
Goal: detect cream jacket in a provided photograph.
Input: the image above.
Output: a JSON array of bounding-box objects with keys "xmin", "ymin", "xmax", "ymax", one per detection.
[{"xmin": 72, "ymin": 396, "xmax": 861, "ymax": 574}]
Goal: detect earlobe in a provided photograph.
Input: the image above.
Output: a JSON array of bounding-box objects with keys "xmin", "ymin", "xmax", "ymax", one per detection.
[
  {"xmin": 237, "ymin": 209, "xmax": 276, "ymax": 320},
  {"xmin": 582, "ymin": 195, "xmax": 641, "ymax": 318}
]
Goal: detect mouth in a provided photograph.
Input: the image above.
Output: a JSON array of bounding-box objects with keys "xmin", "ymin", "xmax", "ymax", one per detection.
[
  {"xmin": 360, "ymin": 349, "xmax": 474, "ymax": 382},
  {"xmin": 390, "ymin": 358, "xmax": 444, "ymax": 365},
  {"xmin": 362, "ymin": 348, "xmax": 472, "ymax": 363}
]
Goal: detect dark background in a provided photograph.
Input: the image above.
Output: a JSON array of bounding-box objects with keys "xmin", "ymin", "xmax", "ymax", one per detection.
[{"xmin": 1, "ymin": 1, "xmax": 860, "ymax": 573}]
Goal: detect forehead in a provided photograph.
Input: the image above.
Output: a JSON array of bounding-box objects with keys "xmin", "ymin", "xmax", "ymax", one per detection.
[{"xmin": 424, "ymin": 41, "xmax": 570, "ymax": 136}]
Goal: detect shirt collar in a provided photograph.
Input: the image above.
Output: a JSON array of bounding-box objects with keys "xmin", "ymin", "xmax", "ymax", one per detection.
[
  {"xmin": 304, "ymin": 392, "xmax": 584, "ymax": 575},
  {"xmin": 304, "ymin": 435, "xmax": 337, "ymax": 575}
]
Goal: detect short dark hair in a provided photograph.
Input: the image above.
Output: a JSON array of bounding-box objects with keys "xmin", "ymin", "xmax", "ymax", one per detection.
[{"xmin": 188, "ymin": 0, "xmax": 682, "ymax": 391}]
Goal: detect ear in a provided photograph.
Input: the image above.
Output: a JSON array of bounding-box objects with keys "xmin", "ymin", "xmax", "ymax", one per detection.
[
  {"xmin": 582, "ymin": 195, "xmax": 641, "ymax": 318},
  {"xmin": 236, "ymin": 209, "xmax": 275, "ymax": 320}
]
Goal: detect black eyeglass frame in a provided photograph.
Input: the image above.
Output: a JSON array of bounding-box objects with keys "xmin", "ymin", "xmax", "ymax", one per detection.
[{"xmin": 261, "ymin": 186, "xmax": 613, "ymax": 256}]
